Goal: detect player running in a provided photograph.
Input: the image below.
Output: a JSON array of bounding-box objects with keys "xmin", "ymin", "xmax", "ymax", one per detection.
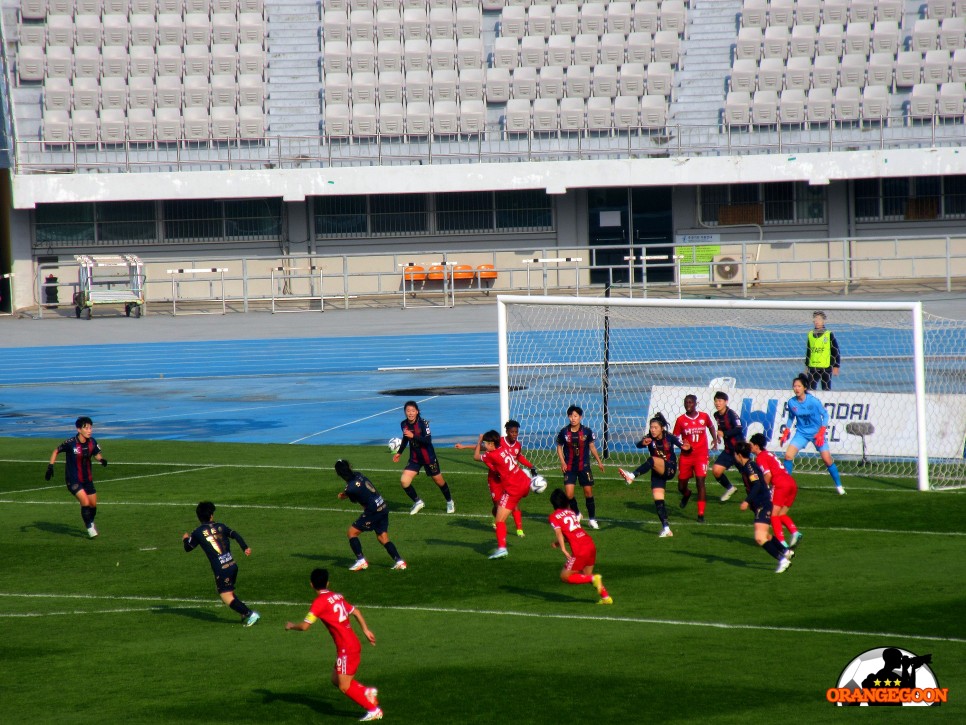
[
  {"xmin": 335, "ymin": 460, "xmax": 406, "ymax": 572},
  {"xmin": 45, "ymin": 416, "xmax": 107, "ymax": 538},
  {"xmin": 548, "ymin": 488, "xmax": 612, "ymax": 605},
  {"xmin": 555, "ymin": 405, "xmax": 606, "ymax": 529},
  {"xmin": 734, "ymin": 443, "xmax": 796, "ymax": 574},
  {"xmin": 711, "ymin": 391, "xmax": 745, "ymax": 502},
  {"xmin": 618, "ymin": 413, "xmax": 691, "ymax": 538},
  {"xmin": 780, "ymin": 374, "xmax": 846, "ymax": 495},
  {"xmin": 749, "ymin": 433, "xmax": 802, "ymax": 549},
  {"xmin": 672, "ymin": 395, "xmax": 717, "ymax": 523},
  {"xmin": 286, "ymin": 568, "xmax": 383, "ymax": 722},
  {"xmin": 392, "ymin": 400, "xmax": 455, "ymax": 515},
  {"xmin": 182, "ymin": 501, "xmax": 260, "ymax": 626},
  {"xmin": 474, "ymin": 429, "xmax": 535, "ymax": 559},
  {"xmin": 455, "ymin": 419, "xmax": 535, "ymax": 536}
]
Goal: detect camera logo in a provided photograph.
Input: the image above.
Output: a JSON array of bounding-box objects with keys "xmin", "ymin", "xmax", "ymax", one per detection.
[{"xmin": 828, "ymin": 647, "xmax": 947, "ymax": 706}]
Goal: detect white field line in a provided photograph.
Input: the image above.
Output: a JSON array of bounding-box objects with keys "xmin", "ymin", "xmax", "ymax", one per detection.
[
  {"xmin": 0, "ymin": 497, "xmax": 963, "ymax": 538},
  {"xmin": 287, "ymin": 394, "xmax": 439, "ymax": 444},
  {"xmin": 2, "ymin": 466, "xmax": 225, "ymax": 494},
  {"xmin": 0, "ymin": 592, "xmax": 962, "ymax": 644}
]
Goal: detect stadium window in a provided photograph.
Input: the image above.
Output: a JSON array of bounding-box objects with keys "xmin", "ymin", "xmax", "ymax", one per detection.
[
  {"xmin": 945, "ymin": 175, "xmax": 966, "ymax": 216},
  {"xmin": 314, "ymin": 195, "xmax": 368, "ymax": 238},
  {"xmin": 370, "ymin": 194, "xmax": 428, "ymax": 236},
  {"xmin": 495, "ymin": 189, "xmax": 553, "ymax": 231},
  {"xmin": 763, "ymin": 182, "xmax": 795, "ymax": 222},
  {"xmin": 882, "ymin": 178, "xmax": 910, "ymax": 220},
  {"xmin": 854, "ymin": 179, "xmax": 880, "ymax": 221},
  {"xmin": 163, "ymin": 200, "xmax": 224, "ymax": 241},
  {"xmin": 97, "ymin": 201, "xmax": 157, "ymax": 243},
  {"xmin": 34, "ymin": 203, "xmax": 96, "ymax": 246},
  {"xmin": 436, "ymin": 191, "xmax": 492, "ymax": 233},
  {"xmin": 225, "ymin": 199, "xmax": 283, "ymax": 240},
  {"xmin": 699, "ymin": 182, "xmax": 824, "ymax": 226}
]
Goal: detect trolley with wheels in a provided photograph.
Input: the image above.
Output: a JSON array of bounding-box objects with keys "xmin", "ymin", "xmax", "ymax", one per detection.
[{"xmin": 72, "ymin": 255, "xmax": 146, "ymax": 319}]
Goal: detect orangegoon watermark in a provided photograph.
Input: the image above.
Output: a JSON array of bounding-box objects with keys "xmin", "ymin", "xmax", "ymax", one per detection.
[{"xmin": 829, "ymin": 647, "xmax": 947, "ymax": 708}]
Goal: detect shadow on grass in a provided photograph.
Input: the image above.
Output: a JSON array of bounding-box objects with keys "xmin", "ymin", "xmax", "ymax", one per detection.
[
  {"xmin": 253, "ymin": 688, "xmax": 349, "ymax": 718},
  {"xmin": 150, "ymin": 605, "xmax": 232, "ymax": 623},
  {"xmin": 290, "ymin": 552, "xmax": 331, "ymax": 562},
  {"xmin": 447, "ymin": 518, "xmax": 494, "ymax": 533},
  {"xmin": 20, "ymin": 521, "xmax": 87, "ymax": 538},
  {"xmin": 425, "ymin": 537, "xmax": 492, "ymax": 555},
  {"xmin": 500, "ymin": 584, "xmax": 590, "ymax": 604},
  {"xmin": 674, "ymin": 549, "xmax": 756, "ymax": 569},
  {"xmin": 689, "ymin": 530, "xmax": 755, "ymax": 548}
]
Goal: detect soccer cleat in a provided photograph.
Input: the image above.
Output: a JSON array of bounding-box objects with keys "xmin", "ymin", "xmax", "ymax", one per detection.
[
  {"xmin": 679, "ymin": 490, "xmax": 692, "ymax": 509},
  {"xmin": 592, "ymin": 574, "xmax": 603, "ymax": 594},
  {"xmin": 696, "ymin": 515, "xmax": 705, "ymax": 523},
  {"xmin": 789, "ymin": 531, "xmax": 803, "ymax": 548},
  {"xmin": 488, "ymin": 547, "xmax": 508, "ymax": 559},
  {"xmin": 446, "ymin": 500, "xmax": 456, "ymax": 514},
  {"xmin": 586, "ymin": 518, "xmax": 600, "ymax": 530},
  {"xmin": 784, "ymin": 548, "xmax": 796, "ymax": 560},
  {"xmin": 365, "ymin": 688, "xmax": 379, "ymax": 707},
  {"xmin": 658, "ymin": 526, "xmax": 673, "ymax": 538},
  {"xmin": 720, "ymin": 486, "xmax": 737, "ymax": 502},
  {"xmin": 618, "ymin": 468, "xmax": 635, "ymax": 485},
  {"xmin": 836, "ymin": 485, "xmax": 847, "ymax": 495},
  {"xmin": 391, "ymin": 560, "xmax": 407, "ymax": 570},
  {"xmin": 516, "ymin": 529, "xmax": 526, "ymax": 538},
  {"xmin": 597, "ymin": 596, "xmax": 614, "ymax": 605},
  {"xmin": 243, "ymin": 611, "xmax": 261, "ymax": 627},
  {"xmin": 775, "ymin": 552, "xmax": 794, "ymax": 574},
  {"xmin": 359, "ymin": 708, "xmax": 383, "ymax": 721},
  {"xmin": 409, "ymin": 500, "xmax": 425, "ymax": 515},
  {"xmin": 87, "ymin": 524, "xmax": 98, "ymax": 538},
  {"xmin": 349, "ymin": 558, "xmax": 369, "ymax": 572}
]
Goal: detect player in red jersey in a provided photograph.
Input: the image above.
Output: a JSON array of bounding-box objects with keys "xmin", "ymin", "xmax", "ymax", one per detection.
[
  {"xmin": 285, "ymin": 568, "xmax": 383, "ymax": 722},
  {"xmin": 672, "ymin": 395, "xmax": 717, "ymax": 523},
  {"xmin": 455, "ymin": 420, "xmax": 536, "ymax": 536},
  {"xmin": 749, "ymin": 433, "xmax": 802, "ymax": 549},
  {"xmin": 548, "ymin": 488, "xmax": 612, "ymax": 604},
  {"xmin": 474, "ymin": 429, "xmax": 534, "ymax": 559}
]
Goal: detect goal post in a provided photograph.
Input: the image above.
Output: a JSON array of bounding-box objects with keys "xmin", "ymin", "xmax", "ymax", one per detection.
[{"xmin": 498, "ymin": 295, "xmax": 966, "ymax": 492}]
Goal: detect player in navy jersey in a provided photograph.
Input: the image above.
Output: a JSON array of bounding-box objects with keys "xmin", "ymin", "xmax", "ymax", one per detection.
[
  {"xmin": 182, "ymin": 501, "xmax": 260, "ymax": 626},
  {"xmin": 780, "ymin": 373, "xmax": 846, "ymax": 495},
  {"xmin": 711, "ymin": 391, "xmax": 744, "ymax": 502},
  {"xmin": 392, "ymin": 401, "xmax": 455, "ymax": 515},
  {"xmin": 555, "ymin": 405, "xmax": 605, "ymax": 529},
  {"xmin": 733, "ymin": 443, "xmax": 795, "ymax": 574},
  {"xmin": 45, "ymin": 416, "xmax": 107, "ymax": 538},
  {"xmin": 619, "ymin": 413, "xmax": 690, "ymax": 538},
  {"xmin": 335, "ymin": 460, "xmax": 406, "ymax": 572}
]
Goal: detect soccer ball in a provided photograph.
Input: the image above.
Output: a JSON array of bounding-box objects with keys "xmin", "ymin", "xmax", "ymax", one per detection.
[
  {"xmin": 387, "ymin": 437, "xmax": 402, "ymax": 453},
  {"xmin": 529, "ymin": 474, "xmax": 548, "ymax": 494}
]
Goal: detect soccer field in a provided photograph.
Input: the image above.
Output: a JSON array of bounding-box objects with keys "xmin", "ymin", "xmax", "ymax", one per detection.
[{"xmin": 2, "ymin": 437, "xmax": 964, "ymax": 724}]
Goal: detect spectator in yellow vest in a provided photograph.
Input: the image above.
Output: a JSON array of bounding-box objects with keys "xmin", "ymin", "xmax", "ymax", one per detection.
[{"xmin": 804, "ymin": 311, "xmax": 840, "ymax": 390}]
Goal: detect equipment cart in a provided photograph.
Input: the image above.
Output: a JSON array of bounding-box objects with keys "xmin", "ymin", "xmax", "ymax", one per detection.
[{"xmin": 73, "ymin": 255, "xmax": 146, "ymax": 319}]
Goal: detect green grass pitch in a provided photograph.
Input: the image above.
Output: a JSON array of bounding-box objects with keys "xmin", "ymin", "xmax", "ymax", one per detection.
[{"xmin": 2, "ymin": 437, "xmax": 964, "ymax": 724}]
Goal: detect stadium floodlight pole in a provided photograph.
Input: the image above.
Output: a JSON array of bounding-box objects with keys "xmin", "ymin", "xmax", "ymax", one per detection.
[{"xmin": 497, "ymin": 295, "xmax": 933, "ymax": 491}]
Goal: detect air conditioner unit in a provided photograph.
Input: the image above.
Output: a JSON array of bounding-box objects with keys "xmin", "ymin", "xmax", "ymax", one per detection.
[{"xmin": 712, "ymin": 255, "xmax": 745, "ymax": 286}]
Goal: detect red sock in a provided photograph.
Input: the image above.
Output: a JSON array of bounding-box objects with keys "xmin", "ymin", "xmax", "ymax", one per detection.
[
  {"xmin": 566, "ymin": 572, "xmax": 593, "ymax": 584},
  {"xmin": 345, "ymin": 680, "xmax": 372, "ymax": 710},
  {"xmin": 783, "ymin": 514, "xmax": 797, "ymax": 534},
  {"xmin": 599, "ymin": 584, "xmax": 610, "ymax": 598},
  {"xmin": 495, "ymin": 521, "xmax": 507, "ymax": 548},
  {"xmin": 697, "ymin": 500, "xmax": 706, "ymax": 517},
  {"xmin": 512, "ymin": 508, "xmax": 522, "ymax": 529},
  {"xmin": 770, "ymin": 515, "xmax": 785, "ymax": 543}
]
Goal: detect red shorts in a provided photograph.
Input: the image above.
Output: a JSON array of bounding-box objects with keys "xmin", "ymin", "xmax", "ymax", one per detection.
[
  {"xmin": 678, "ymin": 456, "xmax": 708, "ymax": 481},
  {"xmin": 488, "ymin": 480, "xmax": 501, "ymax": 503},
  {"xmin": 498, "ymin": 485, "xmax": 529, "ymax": 512},
  {"xmin": 772, "ymin": 480, "xmax": 798, "ymax": 508},
  {"xmin": 566, "ymin": 540, "xmax": 597, "ymax": 572},
  {"xmin": 335, "ymin": 647, "xmax": 361, "ymax": 676}
]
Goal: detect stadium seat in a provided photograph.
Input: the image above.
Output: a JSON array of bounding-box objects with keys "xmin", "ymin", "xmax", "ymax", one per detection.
[
  {"xmin": 184, "ymin": 0, "xmax": 210, "ymax": 12},
  {"xmin": 351, "ymin": 40, "xmax": 377, "ymax": 73},
  {"xmin": 833, "ymin": 86, "xmax": 861, "ymax": 123},
  {"xmin": 840, "ymin": 54, "xmax": 867, "ymax": 88},
  {"xmin": 486, "ymin": 67, "xmax": 511, "ymax": 102},
  {"xmin": 876, "ymin": 1, "xmax": 903, "ymax": 23},
  {"xmin": 735, "ymin": 28, "xmax": 762, "ymax": 61},
  {"xmin": 779, "ymin": 88, "xmax": 805, "ymax": 125},
  {"xmin": 47, "ymin": 0, "xmax": 71, "ymax": 13},
  {"xmin": 405, "ymin": 69, "xmax": 431, "ymax": 102},
  {"xmin": 927, "ymin": 1, "xmax": 956, "ymax": 21},
  {"xmin": 613, "ymin": 95, "xmax": 639, "ymax": 129},
  {"xmin": 429, "ymin": 8, "xmax": 454, "ymax": 40},
  {"xmin": 44, "ymin": 78, "xmax": 72, "ymax": 111},
  {"xmin": 520, "ymin": 36, "xmax": 546, "ymax": 67},
  {"xmin": 403, "ymin": 8, "xmax": 428, "ymax": 41},
  {"xmin": 763, "ymin": 27, "xmax": 790, "ymax": 60},
  {"xmin": 45, "ymin": 46, "xmax": 73, "ymax": 79},
  {"xmin": 812, "ymin": 55, "xmax": 840, "ymax": 89},
  {"xmin": 923, "ymin": 50, "xmax": 952, "ymax": 85},
  {"xmin": 940, "ymin": 18, "xmax": 966, "ymax": 52},
  {"xmin": 351, "ymin": 71, "xmax": 378, "ymax": 104},
  {"xmin": 154, "ymin": 107, "xmax": 182, "ymax": 142},
  {"xmin": 325, "ymin": 11, "xmax": 351, "ymax": 43},
  {"xmin": 184, "ymin": 76, "xmax": 211, "ymax": 108},
  {"xmin": 580, "ymin": 4, "xmax": 606, "ymax": 36},
  {"xmin": 325, "ymin": 42, "xmax": 351, "ymax": 74},
  {"xmin": 185, "ymin": 14, "xmax": 211, "ymax": 46},
  {"xmin": 101, "ymin": 47, "xmax": 129, "ymax": 78},
  {"xmin": 492, "ymin": 37, "xmax": 519, "ymax": 68},
  {"xmin": 158, "ymin": 14, "xmax": 186, "ymax": 47},
  {"xmin": 866, "ymin": 53, "xmax": 894, "ymax": 88},
  {"xmin": 633, "ymin": 1, "xmax": 659, "ymax": 35},
  {"xmin": 45, "ymin": 15, "xmax": 73, "ymax": 48},
  {"xmin": 504, "ymin": 98, "xmax": 531, "ymax": 134},
  {"xmin": 351, "ymin": 103, "xmax": 378, "ymax": 136},
  {"xmin": 349, "ymin": 10, "xmax": 376, "ymax": 43},
  {"xmin": 458, "ymin": 68, "xmax": 485, "ymax": 101},
  {"xmin": 324, "ymin": 103, "xmax": 351, "ymax": 136},
  {"xmin": 378, "ymin": 70, "xmax": 404, "ymax": 103},
  {"xmin": 432, "ymin": 100, "xmax": 459, "ymax": 135},
  {"xmin": 789, "ymin": 26, "xmax": 817, "ymax": 59},
  {"xmin": 724, "ymin": 91, "xmax": 751, "ymax": 126},
  {"xmin": 938, "ymin": 81, "xmax": 966, "ymax": 118},
  {"xmin": 43, "ymin": 110, "xmax": 72, "ymax": 145},
  {"xmin": 757, "ymin": 58, "xmax": 783, "ymax": 92},
  {"xmin": 185, "ymin": 46, "xmax": 211, "ymax": 78},
  {"xmin": 861, "ymin": 85, "xmax": 889, "ymax": 124},
  {"xmin": 128, "ymin": 77, "xmax": 155, "ymax": 109},
  {"xmin": 553, "ymin": 5, "xmax": 579, "ymax": 37},
  {"xmin": 565, "ymin": 65, "xmax": 591, "ymax": 98},
  {"xmin": 130, "ymin": 15, "xmax": 158, "ymax": 48},
  {"xmin": 872, "ymin": 21, "xmax": 900, "ymax": 56},
  {"xmin": 573, "ymin": 34, "xmax": 598, "ymax": 66},
  {"xmin": 599, "ymin": 33, "xmax": 625, "ymax": 65},
  {"xmin": 618, "ymin": 63, "xmax": 646, "ymax": 97},
  {"xmin": 211, "ymin": 107, "xmax": 238, "ymax": 138},
  {"xmin": 606, "ymin": 2, "xmax": 632, "ymax": 35},
  {"xmin": 951, "ymin": 49, "xmax": 966, "ymax": 83},
  {"xmin": 538, "ymin": 65, "xmax": 565, "ymax": 99},
  {"xmin": 586, "ymin": 97, "xmax": 613, "ymax": 133},
  {"xmin": 895, "ymin": 52, "xmax": 923, "ymax": 88},
  {"xmin": 806, "ymin": 87, "xmax": 833, "ymax": 124},
  {"xmin": 660, "ymin": 0, "xmax": 687, "ymax": 34},
  {"xmin": 75, "ymin": 15, "xmax": 104, "ymax": 47},
  {"xmin": 592, "ymin": 64, "xmax": 618, "ymax": 98},
  {"xmin": 845, "ymin": 22, "xmax": 872, "ymax": 57},
  {"xmin": 17, "ymin": 23, "xmax": 46, "ymax": 48},
  {"xmin": 625, "ymin": 32, "xmax": 652, "ymax": 64},
  {"xmin": 21, "ymin": 0, "xmax": 46, "ymax": 22},
  {"xmin": 559, "ymin": 97, "xmax": 585, "ymax": 132},
  {"xmin": 71, "ymin": 109, "xmax": 99, "ymax": 144},
  {"xmin": 211, "ymin": 76, "xmax": 238, "ymax": 107},
  {"xmin": 646, "ymin": 62, "xmax": 673, "ymax": 96},
  {"xmin": 783, "ymin": 56, "xmax": 811, "ymax": 92},
  {"xmin": 124, "ymin": 107, "xmax": 153, "ymax": 142},
  {"xmin": 71, "ymin": 77, "xmax": 99, "ymax": 111},
  {"xmin": 431, "ymin": 37, "xmax": 457, "ymax": 70},
  {"xmin": 379, "ymin": 102, "xmax": 406, "ymax": 136},
  {"xmin": 459, "ymin": 100, "xmax": 486, "ymax": 135},
  {"xmin": 653, "ymin": 31, "xmax": 680, "ymax": 65},
  {"xmin": 850, "ymin": 1, "xmax": 875, "ymax": 24},
  {"xmin": 499, "ymin": 7, "xmax": 526, "ymax": 39},
  {"xmin": 158, "ymin": 46, "xmax": 185, "ymax": 77},
  {"xmin": 72, "ymin": 47, "xmax": 100, "ymax": 79},
  {"xmin": 816, "ymin": 24, "xmax": 844, "ymax": 57},
  {"xmin": 102, "ymin": 14, "xmax": 130, "ymax": 47},
  {"xmin": 822, "ymin": 0, "xmax": 849, "ymax": 25},
  {"xmin": 212, "ymin": 46, "xmax": 238, "ymax": 77},
  {"xmin": 640, "ymin": 94, "xmax": 666, "ymax": 129},
  {"xmin": 532, "ymin": 98, "xmax": 558, "ymax": 132},
  {"xmin": 457, "ymin": 38, "xmax": 484, "ymax": 70},
  {"xmin": 157, "ymin": 76, "xmax": 184, "ymax": 108},
  {"xmin": 751, "ymin": 89, "xmax": 778, "ymax": 125},
  {"xmin": 546, "ymin": 35, "xmax": 572, "ymax": 67},
  {"xmin": 512, "ymin": 66, "xmax": 538, "ymax": 100},
  {"xmin": 239, "ymin": 14, "xmax": 265, "ymax": 47},
  {"xmin": 794, "ymin": 0, "xmax": 822, "ymax": 29},
  {"xmin": 913, "ymin": 19, "xmax": 940, "ymax": 53},
  {"xmin": 157, "ymin": 0, "xmax": 182, "ymax": 12},
  {"xmin": 455, "ymin": 8, "xmax": 482, "ymax": 40},
  {"xmin": 432, "ymin": 69, "xmax": 458, "ymax": 102},
  {"xmin": 405, "ymin": 101, "xmax": 431, "ymax": 136},
  {"xmin": 378, "ymin": 39, "xmax": 404, "ymax": 72},
  {"xmin": 909, "ymin": 83, "xmax": 938, "ymax": 120}
]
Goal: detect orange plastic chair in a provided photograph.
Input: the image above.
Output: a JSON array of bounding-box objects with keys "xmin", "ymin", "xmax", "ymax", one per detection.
[
  {"xmin": 403, "ymin": 265, "xmax": 426, "ymax": 282},
  {"xmin": 452, "ymin": 264, "xmax": 474, "ymax": 280},
  {"xmin": 476, "ymin": 264, "xmax": 498, "ymax": 280},
  {"xmin": 427, "ymin": 264, "xmax": 447, "ymax": 281}
]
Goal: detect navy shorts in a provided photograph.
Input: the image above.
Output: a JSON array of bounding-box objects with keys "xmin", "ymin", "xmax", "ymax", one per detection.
[
  {"xmin": 67, "ymin": 480, "xmax": 96, "ymax": 496},
  {"xmin": 405, "ymin": 459, "xmax": 441, "ymax": 477},
  {"xmin": 751, "ymin": 506, "xmax": 771, "ymax": 525},
  {"xmin": 650, "ymin": 474, "xmax": 668, "ymax": 491},
  {"xmin": 714, "ymin": 451, "xmax": 737, "ymax": 470},
  {"xmin": 564, "ymin": 470, "xmax": 595, "ymax": 487},
  {"xmin": 353, "ymin": 509, "xmax": 389, "ymax": 536},
  {"xmin": 214, "ymin": 563, "xmax": 238, "ymax": 594}
]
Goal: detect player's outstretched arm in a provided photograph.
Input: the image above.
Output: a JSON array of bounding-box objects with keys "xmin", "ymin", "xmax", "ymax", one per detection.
[
  {"xmin": 351, "ymin": 608, "xmax": 376, "ymax": 646},
  {"xmin": 286, "ymin": 619, "xmax": 311, "ymax": 632}
]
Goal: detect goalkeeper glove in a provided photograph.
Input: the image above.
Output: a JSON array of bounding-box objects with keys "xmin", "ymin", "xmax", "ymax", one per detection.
[
  {"xmin": 100, "ymin": 458, "xmax": 108, "ymax": 467},
  {"xmin": 529, "ymin": 468, "xmax": 538, "ymax": 477},
  {"xmin": 779, "ymin": 428, "xmax": 790, "ymax": 446},
  {"xmin": 814, "ymin": 426, "xmax": 827, "ymax": 447},
  {"xmin": 45, "ymin": 464, "xmax": 54, "ymax": 481}
]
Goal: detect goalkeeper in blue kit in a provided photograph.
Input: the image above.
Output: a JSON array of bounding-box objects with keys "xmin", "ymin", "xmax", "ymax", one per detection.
[{"xmin": 779, "ymin": 374, "xmax": 846, "ymax": 495}]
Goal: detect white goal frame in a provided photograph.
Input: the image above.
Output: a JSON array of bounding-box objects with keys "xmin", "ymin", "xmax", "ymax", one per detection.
[{"xmin": 498, "ymin": 295, "xmax": 932, "ymax": 491}]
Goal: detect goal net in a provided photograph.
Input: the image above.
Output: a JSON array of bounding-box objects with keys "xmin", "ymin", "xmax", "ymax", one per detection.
[{"xmin": 497, "ymin": 296, "xmax": 966, "ymax": 491}]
